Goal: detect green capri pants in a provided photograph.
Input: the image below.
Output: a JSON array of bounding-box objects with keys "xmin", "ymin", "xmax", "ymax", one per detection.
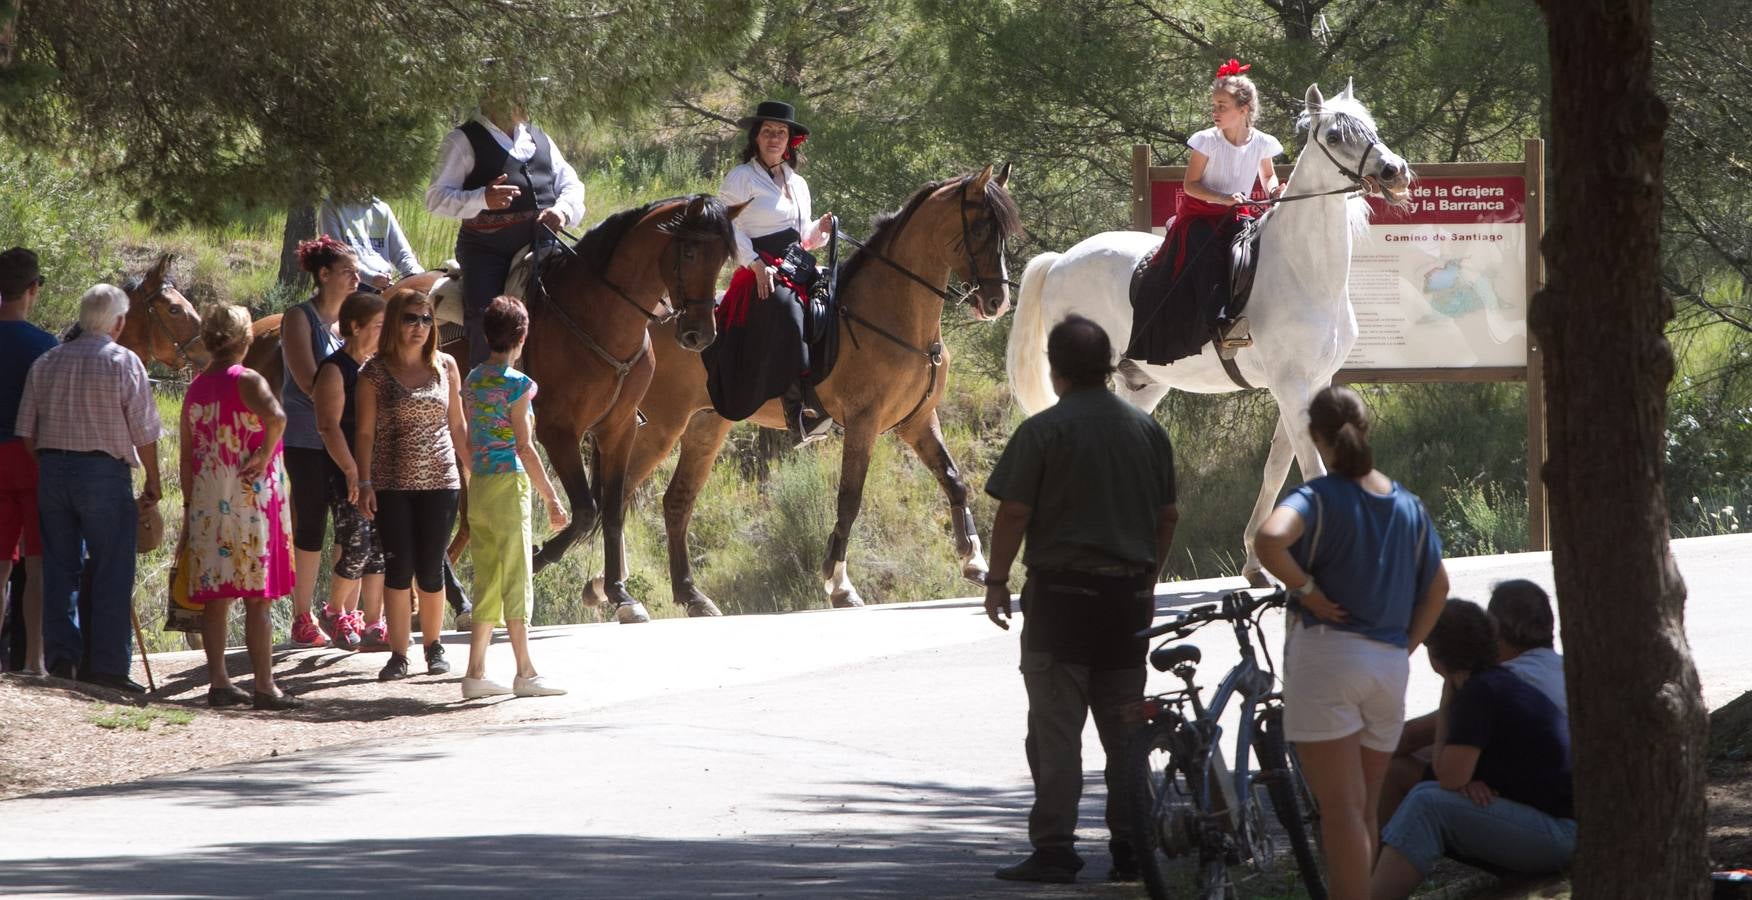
[{"xmin": 467, "ymin": 471, "xmax": 533, "ymax": 626}]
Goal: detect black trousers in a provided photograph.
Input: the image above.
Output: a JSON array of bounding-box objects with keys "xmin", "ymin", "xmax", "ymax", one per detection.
[
  {"xmin": 376, "ymin": 489, "xmax": 460, "ymax": 593},
  {"xmin": 457, "ymin": 224, "xmax": 547, "ymax": 370}
]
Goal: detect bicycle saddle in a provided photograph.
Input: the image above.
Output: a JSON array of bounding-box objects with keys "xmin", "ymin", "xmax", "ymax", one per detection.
[{"xmin": 1150, "ymin": 644, "xmax": 1201, "ymax": 672}]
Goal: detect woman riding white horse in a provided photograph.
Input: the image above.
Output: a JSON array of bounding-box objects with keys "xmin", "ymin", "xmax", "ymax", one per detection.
[{"xmin": 1008, "ymin": 81, "xmax": 1412, "ymax": 582}]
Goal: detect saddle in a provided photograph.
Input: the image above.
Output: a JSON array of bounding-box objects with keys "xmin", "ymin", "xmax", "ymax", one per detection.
[
  {"xmin": 429, "ymin": 247, "xmax": 541, "ymax": 327},
  {"xmin": 1125, "ymin": 209, "xmax": 1268, "ymax": 364}
]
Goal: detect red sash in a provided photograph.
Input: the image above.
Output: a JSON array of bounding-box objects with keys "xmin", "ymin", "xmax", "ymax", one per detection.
[
  {"xmin": 1147, "ymin": 191, "xmax": 1264, "ymax": 275},
  {"xmin": 715, "ymin": 255, "xmax": 811, "ymax": 330}
]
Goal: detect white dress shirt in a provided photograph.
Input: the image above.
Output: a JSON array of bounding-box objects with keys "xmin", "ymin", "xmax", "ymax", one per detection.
[
  {"xmin": 425, "ymin": 112, "xmax": 586, "ymax": 228},
  {"xmin": 718, "ymin": 161, "xmax": 823, "ymax": 268}
]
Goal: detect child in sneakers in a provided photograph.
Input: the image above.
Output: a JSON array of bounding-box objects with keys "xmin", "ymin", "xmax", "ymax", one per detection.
[
  {"xmin": 459, "ymin": 296, "xmax": 568, "ymax": 700},
  {"xmin": 314, "ymin": 291, "xmax": 388, "ymax": 650}
]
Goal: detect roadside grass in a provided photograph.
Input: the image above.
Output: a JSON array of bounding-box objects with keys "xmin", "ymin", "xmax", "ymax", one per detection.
[{"xmin": 87, "ymin": 704, "xmax": 196, "ymax": 731}]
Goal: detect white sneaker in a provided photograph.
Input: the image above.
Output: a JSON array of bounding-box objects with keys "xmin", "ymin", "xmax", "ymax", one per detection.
[
  {"xmin": 513, "ymin": 675, "xmax": 567, "ymax": 697},
  {"xmin": 461, "ymin": 677, "xmax": 513, "ymax": 700}
]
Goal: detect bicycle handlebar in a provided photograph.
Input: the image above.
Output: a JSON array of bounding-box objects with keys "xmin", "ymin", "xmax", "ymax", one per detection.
[{"xmin": 1136, "ymin": 587, "xmax": 1289, "ymax": 639}]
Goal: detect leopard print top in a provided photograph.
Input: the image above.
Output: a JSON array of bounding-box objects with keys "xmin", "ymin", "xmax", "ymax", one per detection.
[{"xmin": 361, "ymin": 357, "xmax": 461, "ymax": 492}]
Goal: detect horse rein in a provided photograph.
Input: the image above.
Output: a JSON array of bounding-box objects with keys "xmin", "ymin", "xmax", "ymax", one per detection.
[{"xmin": 1252, "ymin": 111, "xmax": 1388, "ymax": 209}]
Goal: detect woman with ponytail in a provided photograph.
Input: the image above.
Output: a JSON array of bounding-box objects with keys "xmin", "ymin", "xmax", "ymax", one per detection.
[{"xmin": 1254, "ymin": 385, "xmax": 1449, "ymax": 900}]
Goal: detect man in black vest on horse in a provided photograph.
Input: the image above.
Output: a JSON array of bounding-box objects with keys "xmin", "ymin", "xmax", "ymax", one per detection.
[{"xmin": 425, "ymin": 79, "xmax": 587, "ymax": 368}]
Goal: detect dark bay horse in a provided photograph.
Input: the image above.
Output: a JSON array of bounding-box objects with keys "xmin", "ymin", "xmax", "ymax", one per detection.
[
  {"xmin": 524, "ymin": 195, "xmax": 743, "ymax": 623},
  {"xmin": 623, "ymin": 165, "xmax": 1020, "ymax": 615}
]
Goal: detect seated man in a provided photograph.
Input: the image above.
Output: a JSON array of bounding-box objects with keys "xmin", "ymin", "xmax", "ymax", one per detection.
[
  {"xmin": 1379, "ymin": 579, "xmax": 1565, "ymax": 824},
  {"xmin": 1372, "ymin": 599, "xmax": 1575, "ymax": 898},
  {"xmin": 318, "ymin": 196, "xmax": 423, "ymax": 292}
]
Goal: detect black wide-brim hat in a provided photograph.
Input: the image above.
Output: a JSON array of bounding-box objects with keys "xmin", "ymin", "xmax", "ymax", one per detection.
[{"xmin": 736, "ymin": 100, "xmax": 809, "ymax": 137}]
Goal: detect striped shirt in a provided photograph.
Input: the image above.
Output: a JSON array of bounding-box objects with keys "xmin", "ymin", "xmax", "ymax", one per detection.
[{"xmin": 16, "ymin": 332, "xmax": 164, "ymax": 466}]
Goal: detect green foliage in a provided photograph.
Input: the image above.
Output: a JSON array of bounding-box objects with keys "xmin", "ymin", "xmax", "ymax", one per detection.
[
  {"xmin": 7, "ymin": 1, "xmax": 761, "ymax": 223},
  {"xmin": 0, "ymin": 138, "xmax": 126, "ymax": 327}
]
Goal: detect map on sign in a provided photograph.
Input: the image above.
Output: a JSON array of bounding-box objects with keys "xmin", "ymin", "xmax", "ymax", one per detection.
[{"xmin": 1420, "ymin": 258, "xmax": 1509, "ymax": 321}]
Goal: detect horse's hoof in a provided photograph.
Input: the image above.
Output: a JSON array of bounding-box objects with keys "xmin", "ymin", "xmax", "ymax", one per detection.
[
  {"xmin": 830, "ymin": 588, "xmax": 865, "ymax": 609},
  {"xmin": 684, "ymin": 596, "xmax": 723, "ymax": 617},
  {"xmin": 581, "ymin": 575, "xmax": 608, "ymax": 608},
  {"xmin": 1243, "ymin": 568, "xmax": 1273, "ymax": 589},
  {"xmin": 615, "ymin": 601, "xmax": 652, "ymax": 624}
]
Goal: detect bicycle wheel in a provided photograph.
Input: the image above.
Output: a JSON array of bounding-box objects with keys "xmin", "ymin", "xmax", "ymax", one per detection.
[
  {"xmin": 1125, "ymin": 718, "xmax": 1229, "ymax": 900},
  {"xmin": 1255, "ymin": 706, "xmax": 1327, "ymax": 900}
]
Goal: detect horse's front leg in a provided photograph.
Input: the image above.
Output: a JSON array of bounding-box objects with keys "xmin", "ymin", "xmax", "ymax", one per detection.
[
  {"xmin": 1242, "ymin": 413, "xmax": 1297, "ymax": 588},
  {"xmin": 593, "ymin": 414, "xmax": 650, "ymax": 624},
  {"xmin": 662, "ymin": 413, "xmax": 735, "ymax": 617},
  {"xmin": 532, "ymin": 416, "xmax": 598, "ymax": 574},
  {"xmin": 822, "ymin": 422, "xmax": 880, "ymax": 608},
  {"xmin": 898, "ymin": 411, "xmax": 988, "ymax": 587}
]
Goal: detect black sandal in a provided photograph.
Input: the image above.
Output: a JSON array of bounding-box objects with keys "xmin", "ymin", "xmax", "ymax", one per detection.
[
  {"xmin": 252, "ymin": 690, "xmax": 305, "ymax": 711},
  {"xmin": 207, "ymin": 685, "xmax": 252, "ymax": 708}
]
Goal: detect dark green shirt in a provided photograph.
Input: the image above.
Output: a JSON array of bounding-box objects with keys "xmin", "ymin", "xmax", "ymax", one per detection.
[{"xmin": 984, "ymin": 387, "xmax": 1177, "ymax": 573}]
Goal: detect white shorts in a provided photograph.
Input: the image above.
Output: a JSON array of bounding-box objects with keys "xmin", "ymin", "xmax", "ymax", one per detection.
[{"xmin": 1282, "ymin": 620, "xmax": 1409, "ymax": 752}]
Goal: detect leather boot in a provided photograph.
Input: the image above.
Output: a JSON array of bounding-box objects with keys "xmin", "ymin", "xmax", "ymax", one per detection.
[{"xmin": 782, "ymin": 383, "xmax": 831, "ymax": 447}]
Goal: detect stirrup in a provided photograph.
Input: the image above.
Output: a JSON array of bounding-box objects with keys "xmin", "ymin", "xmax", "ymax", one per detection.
[{"xmin": 1215, "ymin": 317, "xmax": 1253, "ymax": 360}]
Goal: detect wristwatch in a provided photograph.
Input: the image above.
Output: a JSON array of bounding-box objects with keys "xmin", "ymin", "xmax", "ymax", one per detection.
[
  {"xmin": 1287, "ymin": 579, "xmax": 1319, "ymax": 601},
  {"xmin": 983, "ymin": 573, "xmax": 1010, "ymax": 588}
]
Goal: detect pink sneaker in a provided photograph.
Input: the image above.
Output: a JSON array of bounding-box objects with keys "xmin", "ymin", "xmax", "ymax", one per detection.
[
  {"xmin": 330, "ymin": 610, "xmax": 361, "ymax": 651},
  {"xmin": 361, "ymin": 617, "xmax": 389, "ymax": 649},
  {"xmin": 289, "ymin": 613, "xmax": 327, "ymax": 648}
]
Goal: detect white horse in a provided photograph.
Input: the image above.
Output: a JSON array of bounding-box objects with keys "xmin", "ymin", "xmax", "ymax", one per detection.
[{"xmin": 1007, "ymin": 82, "xmax": 1412, "ymax": 584}]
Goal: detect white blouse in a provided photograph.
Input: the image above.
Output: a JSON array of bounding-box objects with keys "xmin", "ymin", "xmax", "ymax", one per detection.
[
  {"xmin": 1187, "ymin": 127, "xmax": 1284, "ymax": 198},
  {"xmin": 718, "ymin": 161, "xmax": 823, "ymax": 268}
]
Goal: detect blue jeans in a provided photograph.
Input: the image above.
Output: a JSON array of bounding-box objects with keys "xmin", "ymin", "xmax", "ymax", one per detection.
[
  {"xmin": 36, "ymin": 452, "xmax": 137, "ymax": 678},
  {"xmin": 1382, "ymin": 781, "xmax": 1577, "ymax": 877}
]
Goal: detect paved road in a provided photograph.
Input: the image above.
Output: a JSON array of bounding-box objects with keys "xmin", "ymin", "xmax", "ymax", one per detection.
[{"xmin": 2, "ymin": 535, "xmax": 1746, "ymax": 898}]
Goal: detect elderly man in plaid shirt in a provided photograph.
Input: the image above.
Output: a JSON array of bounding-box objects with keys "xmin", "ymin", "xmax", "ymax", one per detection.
[{"xmin": 16, "ymin": 284, "xmax": 163, "ymax": 693}]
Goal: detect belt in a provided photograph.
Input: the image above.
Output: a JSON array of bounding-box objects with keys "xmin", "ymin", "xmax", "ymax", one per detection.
[
  {"xmin": 39, "ymin": 448, "xmax": 118, "ymax": 460},
  {"xmin": 461, "ymin": 209, "xmax": 538, "ymax": 232}
]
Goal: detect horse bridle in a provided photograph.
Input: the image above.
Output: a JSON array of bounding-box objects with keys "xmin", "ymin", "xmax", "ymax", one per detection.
[
  {"xmin": 1304, "ymin": 111, "xmax": 1386, "ymax": 190},
  {"xmin": 531, "ymin": 204, "xmax": 726, "ymax": 430},
  {"xmin": 145, "ymin": 288, "xmax": 202, "ymax": 369},
  {"xmin": 836, "ymin": 177, "xmax": 1009, "ymax": 310}
]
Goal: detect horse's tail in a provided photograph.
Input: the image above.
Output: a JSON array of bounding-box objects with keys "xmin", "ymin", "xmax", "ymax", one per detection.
[{"xmin": 1007, "ymin": 251, "xmax": 1061, "ymax": 414}]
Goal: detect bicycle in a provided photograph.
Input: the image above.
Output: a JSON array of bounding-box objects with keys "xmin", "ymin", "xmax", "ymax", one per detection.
[{"xmin": 1124, "ymin": 587, "xmax": 1326, "ymax": 900}]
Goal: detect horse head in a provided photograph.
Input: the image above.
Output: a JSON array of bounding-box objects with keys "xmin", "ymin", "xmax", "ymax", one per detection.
[
  {"xmin": 952, "ymin": 163, "xmax": 1023, "ymax": 321},
  {"xmin": 662, "ymin": 194, "xmax": 744, "ymax": 352},
  {"xmin": 122, "ymin": 254, "xmax": 208, "ymax": 370},
  {"xmin": 1298, "ymin": 81, "xmax": 1413, "ymax": 207}
]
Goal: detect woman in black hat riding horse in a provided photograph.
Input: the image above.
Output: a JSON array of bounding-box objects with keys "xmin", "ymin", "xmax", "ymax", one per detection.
[{"xmin": 706, "ymin": 100, "xmax": 836, "ymax": 445}]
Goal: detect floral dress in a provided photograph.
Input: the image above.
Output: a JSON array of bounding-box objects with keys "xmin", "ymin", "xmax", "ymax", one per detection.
[{"xmin": 183, "ymin": 364, "xmax": 295, "ymax": 601}]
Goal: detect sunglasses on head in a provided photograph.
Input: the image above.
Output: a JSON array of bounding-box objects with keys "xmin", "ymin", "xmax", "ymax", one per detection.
[{"xmin": 401, "ymin": 312, "xmax": 434, "ymax": 327}]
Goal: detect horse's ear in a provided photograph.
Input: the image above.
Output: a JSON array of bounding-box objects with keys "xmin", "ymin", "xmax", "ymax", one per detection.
[
  {"xmin": 1305, "ymin": 83, "xmax": 1324, "ymax": 113},
  {"xmin": 968, "ymin": 164, "xmax": 994, "ymax": 194},
  {"xmin": 996, "ymin": 161, "xmax": 1013, "ymax": 188},
  {"xmin": 725, "ymin": 199, "xmax": 750, "ymax": 222},
  {"xmin": 684, "ymin": 194, "xmax": 707, "ymax": 221},
  {"xmin": 1341, "ymin": 78, "xmax": 1355, "ymax": 100},
  {"xmin": 144, "ymin": 253, "xmax": 173, "ymax": 290}
]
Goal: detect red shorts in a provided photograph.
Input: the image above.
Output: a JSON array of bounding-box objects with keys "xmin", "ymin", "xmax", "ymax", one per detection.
[{"xmin": 0, "ymin": 439, "xmax": 42, "ymax": 560}]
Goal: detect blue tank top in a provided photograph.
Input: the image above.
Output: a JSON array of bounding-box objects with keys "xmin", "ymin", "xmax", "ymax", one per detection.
[{"xmin": 281, "ymin": 300, "xmax": 341, "ymax": 449}]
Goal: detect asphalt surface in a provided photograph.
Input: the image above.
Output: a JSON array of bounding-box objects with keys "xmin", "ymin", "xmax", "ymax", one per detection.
[{"xmin": 1, "ymin": 534, "xmax": 1746, "ymax": 898}]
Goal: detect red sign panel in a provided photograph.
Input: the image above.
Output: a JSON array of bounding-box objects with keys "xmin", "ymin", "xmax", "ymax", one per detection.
[{"xmin": 1146, "ymin": 175, "xmax": 1525, "ymax": 228}]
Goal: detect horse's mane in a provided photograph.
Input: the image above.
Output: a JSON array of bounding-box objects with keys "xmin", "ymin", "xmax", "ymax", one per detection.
[
  {"xmin": 1295, "ymin": 92, "xmax": 1384, "ymax": 237},
  {"xmin": 838, "ymin": 172, "xmax": 1023, "ymax": 291},
  {"xmin": 566, "ymin": 194, "xmax": 735, "ymax": 274},
  {"xmin": 570, "ymin": 198, "xmax": 680, "ymax": 273}
]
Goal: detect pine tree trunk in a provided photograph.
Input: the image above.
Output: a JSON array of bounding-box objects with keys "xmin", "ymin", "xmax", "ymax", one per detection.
[
  {"xmin": 1528, "ymin": 2, "xmax": 1710, "ymax": 897},
  {"xmin": 277, "ymin": 201, "xmax": 316, "ymax": 290}
]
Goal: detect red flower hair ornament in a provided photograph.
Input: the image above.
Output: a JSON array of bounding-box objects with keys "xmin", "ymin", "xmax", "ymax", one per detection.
[
  {"xmin": 1215, "ymin": 58, "xmax": 1251, "ymax": 78},
  {"xmin": 789, "ymin": 133, "xmax": 808, "ymax": 150}
]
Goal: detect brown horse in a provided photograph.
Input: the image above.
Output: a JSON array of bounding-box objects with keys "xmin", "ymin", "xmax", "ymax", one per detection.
[
  {"xmin": 524, "ymin": 195, "xmax": 743, "ymax": 623},
  {"xmin": 623, "ymin": 165, "xmax": 1020, "ymax": 615},
  {"xmin": 114, "ymin": 255, "xmax": 208, "ymax": 370},
  {"xmin": 241, "ymin": 269, "xmax": 459, "ymax": 399}
]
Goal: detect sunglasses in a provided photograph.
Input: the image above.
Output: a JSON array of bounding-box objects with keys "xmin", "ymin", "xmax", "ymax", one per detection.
[{"xmin": 401, "ymin": 313, "xmax": 434, "ymax": 327}]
